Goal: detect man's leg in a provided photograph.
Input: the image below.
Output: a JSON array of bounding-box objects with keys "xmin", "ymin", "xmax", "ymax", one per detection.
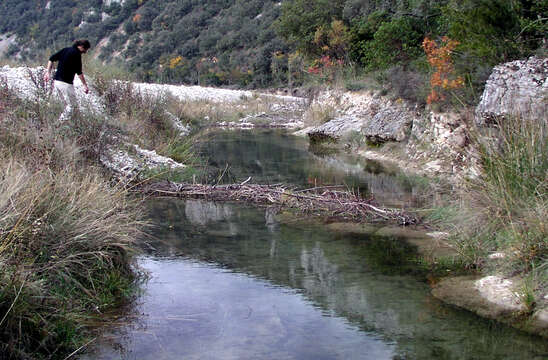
[{"xmin": 54, "ymin": 80, "xmax": 77, "ymax": 122}]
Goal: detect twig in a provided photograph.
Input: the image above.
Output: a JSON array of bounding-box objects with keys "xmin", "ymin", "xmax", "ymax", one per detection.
[
  {"xmin": 293, "ymin": 185, "xmax": 347, "ymax": 193},
  {"xmin": 0, "ymin": 279, "xmax": 25, "ymax": 327},
  {"xmin": 62, "ymin": 337, "xmax": 97, "ymax": 360},
  {"xmin": 215, "ymin": 163, "xmax": 230, "ymax": 186},
  {"xmin": 240, "ymin": 176, "xmax": 252, "ymax": 185}
]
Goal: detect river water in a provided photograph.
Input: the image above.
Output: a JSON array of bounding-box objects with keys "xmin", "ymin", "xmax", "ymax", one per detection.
[{"xmin": 83, "ymin": 130, "xmax": 547, "ymax": 360}]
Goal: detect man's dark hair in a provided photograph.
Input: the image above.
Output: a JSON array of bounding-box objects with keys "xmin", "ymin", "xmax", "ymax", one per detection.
[{"xmin": 73, "ymin": 39, "xmax": 91, "ymax": 50}]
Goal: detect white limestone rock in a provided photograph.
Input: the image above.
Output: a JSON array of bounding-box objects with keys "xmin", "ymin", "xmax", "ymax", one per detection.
[{"xmin": 476, "ymin": 56, "xmax": 548, "ymax": 125}]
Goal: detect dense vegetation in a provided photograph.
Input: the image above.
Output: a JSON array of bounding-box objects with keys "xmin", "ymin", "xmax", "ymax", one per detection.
[{"xmin": 1, "ymin": 0, "xmax": 545, "ymax": 99}]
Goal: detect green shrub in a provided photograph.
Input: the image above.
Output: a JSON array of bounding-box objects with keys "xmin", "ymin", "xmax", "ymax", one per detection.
[{"xmin": 359, "ymin": 17, "xmax": 424, "ymax": 71}]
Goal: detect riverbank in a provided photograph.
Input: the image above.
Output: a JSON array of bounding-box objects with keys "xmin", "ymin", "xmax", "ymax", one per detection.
[
  {"xmin": 288, "ymin": 57, "xmax": 548, "ymax": 338},
  {"xmin": 1, "ymin": 58, "xmax": 546, "ymax": 353},
  {"xmin": 0, "ymin": 71, "xmax": 148, "ymax": 358}
]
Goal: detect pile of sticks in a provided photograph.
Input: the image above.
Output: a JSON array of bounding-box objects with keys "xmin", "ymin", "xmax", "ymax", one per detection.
[{"xmin": 137, "ymin": 178, "xmax": 417, "ymax": 225}]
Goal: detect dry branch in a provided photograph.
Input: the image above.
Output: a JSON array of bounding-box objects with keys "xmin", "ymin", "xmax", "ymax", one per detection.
[{"xmin": 136, "ymin": 180, "xmax": 418, "ymax": 225}]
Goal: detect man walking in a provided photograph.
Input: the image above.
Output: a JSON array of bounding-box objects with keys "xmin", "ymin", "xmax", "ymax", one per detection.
[{"xmin": 44, "ymin": 39, "xmax": 91, "ymax": 121}]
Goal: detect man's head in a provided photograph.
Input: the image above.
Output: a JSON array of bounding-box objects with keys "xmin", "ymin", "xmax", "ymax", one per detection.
[{"xmin": 73, "ymin": 39, "xmax": 91, "ymax": 53}]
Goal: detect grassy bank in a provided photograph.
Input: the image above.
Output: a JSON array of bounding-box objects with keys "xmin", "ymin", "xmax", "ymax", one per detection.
[
  {"xmin": 0, "ymin": 70, "xmax": 151, "ymax": 358},
  {"xmin": 428, "ymin": 114, "xmax": 547, "ymax": 311}
]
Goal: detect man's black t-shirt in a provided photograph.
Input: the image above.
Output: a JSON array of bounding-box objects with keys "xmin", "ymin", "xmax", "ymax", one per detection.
[{"xmin": 49, "ymin": 46, "xmax": 82, "ymax": 84}]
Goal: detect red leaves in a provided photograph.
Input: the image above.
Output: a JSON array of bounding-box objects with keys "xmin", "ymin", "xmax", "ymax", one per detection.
[{"xmin": 423, "ymin": 37, "xmax": 464, "ymax": 104}]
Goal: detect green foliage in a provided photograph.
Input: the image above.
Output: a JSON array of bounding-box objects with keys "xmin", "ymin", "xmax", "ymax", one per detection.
[
  {"xmin": 441, "ymin": 0, "xmax": 521, "ymax": 64},
  {"xmin": 347, "ymin": 10, "xmax": 390, "ymax": 65},
  {"xmin": 1, "ymin": 0, "xmax": 546, "ymax": 95},
  {"xmin": 276, "ymin": 0, "xmax": 345, "ymax": 57},
  {"xmin": 439, "ymin": 0, "xmax": 547, "ymax": 98},
  {"xmin": 359, "ymin": 16, "xmax": 424, "ymax": 70}
]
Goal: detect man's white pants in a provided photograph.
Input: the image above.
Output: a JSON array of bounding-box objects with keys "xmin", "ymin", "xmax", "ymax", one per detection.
[{"xmin": 54, "ymin": 80, "xmax": 77, "ymax": 122}]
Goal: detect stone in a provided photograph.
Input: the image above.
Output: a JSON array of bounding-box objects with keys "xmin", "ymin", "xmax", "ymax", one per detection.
[
  {"xmin": 475, "ymin": 56, "xmax": 548, "ymax": 125},
  {"xmin": 299, "ymin": 90, "xmax": 419, "ymax": 144},
  {"xmin": 433, "ymin": 275, "xmax": 548, "ymax": 337},
  {"xmin": 362, "ymin": 107, "xmax": 413, "ymax": 144}
]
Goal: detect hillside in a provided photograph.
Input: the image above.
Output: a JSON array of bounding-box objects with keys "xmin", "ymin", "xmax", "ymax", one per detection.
[
  {"xmin": 0, "ymin": 0, "xmax": 288, "ymax": 87},
  {"xmin": 0, "ymin": 1, "xmax": 546, "ymax": 94}
]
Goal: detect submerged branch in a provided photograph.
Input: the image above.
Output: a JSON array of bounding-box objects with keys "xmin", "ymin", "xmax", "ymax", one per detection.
[{"xmin": 136, "ymin": 180, "xmax": 418, "ymax": 225}]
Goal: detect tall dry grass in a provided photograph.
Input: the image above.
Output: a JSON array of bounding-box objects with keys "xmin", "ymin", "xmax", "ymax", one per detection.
[{"xmin": 0, "ymin": 70, "xmax": 145, "ymax": 359}]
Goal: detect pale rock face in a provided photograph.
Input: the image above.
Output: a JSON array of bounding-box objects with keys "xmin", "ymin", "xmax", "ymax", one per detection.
[
  {"xmin": 103, "ymin": 0, "xmax": 126, "ymax": 7},
  {"xmin": 476, "ymin": 56, "xmax": 548, "ymax": 125},
  {"xmin": 474, "ymin": 276, "xmax": 524, "ymax": 311},
  {"xmin": 362, "ymin": 106, "xmax": 413, "ymax": 143},
  {"xmin": 301, "ymin": 90, "xmax": 418, "ymax": 142}
]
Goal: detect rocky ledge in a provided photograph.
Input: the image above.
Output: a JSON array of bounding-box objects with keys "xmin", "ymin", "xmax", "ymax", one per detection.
[
  {"xmin": 432, "ymin": 276, "xmax": 548, "ymax": 337},
  {"xmin": 476, "ymin": 56, "xmax": 548, "ymax": 125}
]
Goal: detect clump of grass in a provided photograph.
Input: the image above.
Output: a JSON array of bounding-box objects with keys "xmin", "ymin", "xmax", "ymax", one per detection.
[
  {"xmin": 0, "ymin": 70, "xmax": 145, "ymax": 359},
  {"xmin": 303, "ymin": 103, "xmax": 336, "ymax": 127},
  {"xmin": 0, "ymin": 158, "xmax": 144, "ymax": 358},
  {"xmin": 85, "ymin": 58, "xmax": 134, "ymax": 98},
  {"xmin": 429, "ymin": 115, "xmax": 547, "ymax": 305},
  {"xmin": 0, "ymin": 83, "xmax": 110, "ymax": 170}
]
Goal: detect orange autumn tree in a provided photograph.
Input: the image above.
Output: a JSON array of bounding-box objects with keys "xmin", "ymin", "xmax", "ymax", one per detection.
[{"xmin": 422, "ymin": 36, "xmax": 464, "ymax": 104}]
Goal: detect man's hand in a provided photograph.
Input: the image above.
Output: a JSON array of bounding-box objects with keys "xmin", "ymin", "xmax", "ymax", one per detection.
[
  {"xmin": 78, "ymin": 73, "xmax": 89, "ymax": 94},
  {"xmin": 44, "ymin": 61, "xmax": 53, "ymax": 83}
]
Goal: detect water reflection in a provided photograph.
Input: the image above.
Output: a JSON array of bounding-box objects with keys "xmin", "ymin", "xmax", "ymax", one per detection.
[
  {"xmin": 197, "ymin": 130, "xmax": 424, "ymax": 207},
  {"xmin": 185, "ymin": 199, "xmax": 234, "ymax": 226},
  {"xmin": 84, "ymin": 199, "xmax": 548, "ymax": 360}
]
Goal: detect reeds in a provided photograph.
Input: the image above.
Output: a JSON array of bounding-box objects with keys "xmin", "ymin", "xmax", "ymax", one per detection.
[{"xmin": 432, "ymin": 114, "xmax": 547, "ymax": 307}]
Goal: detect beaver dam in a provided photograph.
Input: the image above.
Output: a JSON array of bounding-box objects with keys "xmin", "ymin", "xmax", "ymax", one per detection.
[{"xmin": 137, "ymin": 180, "xmax": 418, "ymax": 225}]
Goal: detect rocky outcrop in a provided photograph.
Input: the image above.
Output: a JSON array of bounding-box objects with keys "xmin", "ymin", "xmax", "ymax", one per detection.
[
  {"xmin": 297, "ymin": 56, "xmax": 547, "ymax": 179},
  {"xmin": 432, "ymin": 276, "xmax": 548, "ymax": 338},
  {"xmin": 362, "ymin": 107, "xmax": 414, "ymax": 144},
  {"xmin": 297, "ymin": 90, "xmax": 419, "ymax": 144},
  {"xmin": 476, "ymin": 56, "xmax": 548, "ymax": 125},
  {"xmin": 296, "ymin": 89, "xmax": 473, "ymax": 177}
]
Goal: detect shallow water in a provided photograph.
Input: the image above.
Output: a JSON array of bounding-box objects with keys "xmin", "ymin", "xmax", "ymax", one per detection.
[
  {"xmin": 82, "ymin": 131, "xmax": 548, "ymax": 359},
  {"xmin": 197, "ymin": 129, "xmax": 421, "ymax": 208}
]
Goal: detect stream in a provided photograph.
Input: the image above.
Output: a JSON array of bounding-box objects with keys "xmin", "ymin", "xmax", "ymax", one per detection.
[{"xmin": 82, "ymin": 130, "xmax": 547, "ymax": 360}]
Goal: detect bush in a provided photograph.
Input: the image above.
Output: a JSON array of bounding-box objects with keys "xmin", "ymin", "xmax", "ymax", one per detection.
[
  {"xmin": 383, "ymin": 65, "xmax": 429, "ymax": 106},
  {"xmin": 359, "ymin": 17, "xmax": 424, "ymax": 71}
]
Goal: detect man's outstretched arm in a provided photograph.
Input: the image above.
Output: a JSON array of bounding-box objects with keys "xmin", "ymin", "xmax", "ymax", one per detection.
[
  {"xmin": 78, "ymin": 73, "xmax": 89, "ymax": 94},
  {"xmin": 44, "ymin": 60, "xmax": 54, "ymax": 82}
]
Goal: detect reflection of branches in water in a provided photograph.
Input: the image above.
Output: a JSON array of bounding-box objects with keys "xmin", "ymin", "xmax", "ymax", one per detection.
[{"xmin": 136, "ymin": 180, "xmax": 418, "ymax": 225}]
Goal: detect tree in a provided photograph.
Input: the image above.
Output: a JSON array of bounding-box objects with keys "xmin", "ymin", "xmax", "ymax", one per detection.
[
  {"xmin": 359, "ymin": 16, "xmax": 424, "ymax": 70},
  {"xmin": 422, "ymin": 36, "xmax": 463, "ymax": 104},
  {"xmin": 276, "ymin": 0, "xmax": 345, "ymax": 56},
  {"xmin": 442, "ymin": 0, "xmax": 522, "ymax": 64}
]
